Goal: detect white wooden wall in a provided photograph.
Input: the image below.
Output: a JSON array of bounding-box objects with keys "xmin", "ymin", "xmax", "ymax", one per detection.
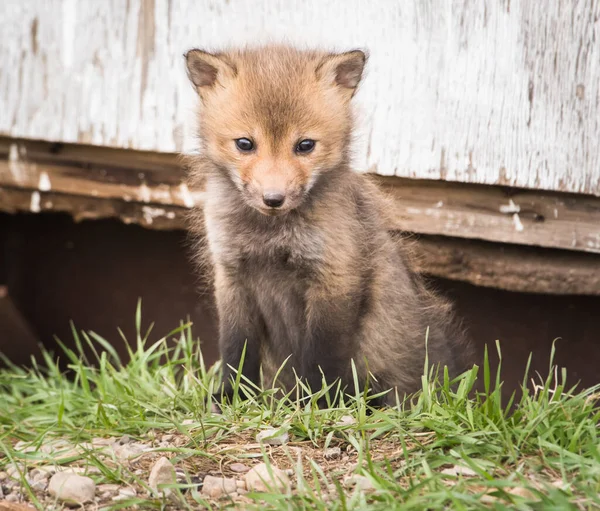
[{"xmin": 1, "ymin": 0, "xmax": 599, "ymax": 196}]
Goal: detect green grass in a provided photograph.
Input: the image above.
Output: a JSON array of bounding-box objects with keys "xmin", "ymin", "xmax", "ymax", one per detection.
[{"xmin": 1, "ymin": 303, "xmax": 599, "ymax": 510}]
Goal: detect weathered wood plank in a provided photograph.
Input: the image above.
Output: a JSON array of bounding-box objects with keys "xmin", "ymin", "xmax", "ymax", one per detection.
[
  {"xmin": 2, "ymin": 138, "xmax": 599, "ymax": 254},
  {"xmin": 1, "ymin": 1, "xmax": 599, "ymax": 196},
  {"xmin": 411, "ymin": 237, "xmax": 600, "ymax": 296},
  {"xmin": 2, "ymin": 186, "xmax": 598, "ymax": 296},
  {"xmin": 380, "ymin": 178, "xmax": 600, "ymax": 254},
  {"xmin": 0, "ymin": 187, "xmax": 184, "ymax": 230}
]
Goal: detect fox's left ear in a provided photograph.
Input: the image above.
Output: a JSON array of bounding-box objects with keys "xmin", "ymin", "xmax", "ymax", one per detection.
[{"xmin": 316, "ymin": 50, "xmax": 367, "ymax": 98}]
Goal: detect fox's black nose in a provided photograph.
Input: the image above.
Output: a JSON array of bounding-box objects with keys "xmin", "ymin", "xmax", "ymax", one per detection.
[{"xmin": 263, "ymin": 192, "xmax": 285, "ymax": 208}]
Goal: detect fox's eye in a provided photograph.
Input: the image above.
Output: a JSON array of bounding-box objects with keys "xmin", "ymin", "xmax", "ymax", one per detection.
[
  {"xmin": 296, "ymin": 139, "xmax": 316, "ymax": 154},
  {"xmin": 235, "ymin": 138, "xmax": 254, "ymax": 152}
]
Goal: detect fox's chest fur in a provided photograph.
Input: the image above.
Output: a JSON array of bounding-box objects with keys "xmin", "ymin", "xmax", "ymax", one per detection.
[{"xmin": 204, "ymin": 181, "xmax": 326, "ymax": 276}]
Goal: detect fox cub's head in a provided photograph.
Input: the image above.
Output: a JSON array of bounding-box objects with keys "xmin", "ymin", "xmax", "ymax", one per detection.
[{"xmin": 185, "ymin": 45, "xmax": 366, "ymax": 215}]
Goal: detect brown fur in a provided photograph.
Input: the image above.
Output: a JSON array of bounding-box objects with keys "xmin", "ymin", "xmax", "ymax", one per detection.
[{"xmin": 183, "ymin": 45, "xmax": 471, "ymax": 406}]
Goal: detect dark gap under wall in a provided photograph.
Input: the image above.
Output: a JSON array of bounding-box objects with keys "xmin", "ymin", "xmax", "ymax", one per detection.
[{"xmin": 1, "ymin": 212, "xmax": 599, "ymax": 398}]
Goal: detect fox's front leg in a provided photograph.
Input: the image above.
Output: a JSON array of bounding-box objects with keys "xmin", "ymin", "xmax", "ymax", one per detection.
[
  {"xmin": 300, "ymin": 283, "xmax": 362, "ymax": 405},
  {"xmin": 213, "ymin": 265, "xmax": 263, "ymax": 404}
]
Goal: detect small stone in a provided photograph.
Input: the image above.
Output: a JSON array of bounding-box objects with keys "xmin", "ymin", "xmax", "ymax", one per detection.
[
  {"xmin": 5, "ymin": 494, "xmax": 19, "ymax": 502},
  {"xmin": 336, "ymin": 415, "xmax": 356, "ymax": 426},
  {"xmin": 0, "ymin": 472, "xmax": 7, "ymax": 481},
  {"xmin": 324, "ymin": 447, "xmax": 342, "ymax": 460},
  {"xmin": 29, "ymin": 467, "xmax": 54, "ymax": 481},
  {"xmin": 148, "ymin": 457, "xmax": 176, "ymax": 496},
  {"xmin": 244, "ymin": 463, "xmax": 290, "ymax": 493},
  {"xmin": 201, "ymin": 475, "xmax": 237, "ymax": 498},
  {"xmin": 181, "ymin": 419, "xmax": 195, "ymax": 426},
  {"xmin": 236, "ymin": 480, "xmax": 246, "ymax": 490},
  {"xmin": 6, "ymin": 465, "xmax": 25, "ymax": 480},
  {"xmin": 48, "ymin": 472, "xmax": 95, "ymax": 505},
  {"xmin": 113, "ymin": 487, "xmax": 137, "ymax": 501},
  {"xmin": 161, "ymin": 434, "xmax": 174, "ymax": 443},
  {"xmin": 29, "ymin": 478, "xmax": 48, "ymax": 491},
  {"xmin": 229, "ymin": 463, "xmax": 250, "ymax": 474},
  {"xmin": 112, "ymin": 442, "xmax": 149, "ymax": 461},
  {"xmin": 508, "ymin": 487, "xmax": 537, "ymax": 500},
  {"xmin": 117, "ymin": 435, "xmax": 132, "ymax": 445},
  {"xmin": 256, "ymin": 428, "xmax": 289, "ymax": 445},
  {"xmin": 441, "ymin": 465, "xmax": 477, "ymax": 477},
  {"xmin": 344, "ymin": 475, "xmax": 374, "ymax": 491}
]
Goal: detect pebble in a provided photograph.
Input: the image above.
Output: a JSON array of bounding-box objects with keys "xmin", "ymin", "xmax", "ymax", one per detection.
[
  {"xmin": 29, "ymin": 467, "xmax": 55, "ymax": 481},
  {"xmin": 244, "ymin": 463, "xmax": 290, "ymax": 493},
  {"xmin": 201, "ymin": 475, "xmax": 238, "ymax": 498},
  {"xmin": 256, "ymin": 428, "xmax": 289, "ymax": 445},
  {"xmin": 344, "ymin": 475, "xmax": 374, "ymax": 491},
  {"xmin": 229, "ymin": 463, "xmax": 250, "ymax": 474},
  {"xmin": 28, "ymin": 478, "xmax": 48, "ymax": 492},
  {"xmin": 0, "ymin": 472, "xmax": 7, "ymax": 481},
  {"xmin": 323, "ymin": 447, "xmax": 342, "ymax": 460},
  {"xmin": 48, "ymin": 472, "xmax": 96, "ymax": 505},
  {"xmin": 113, "ymin": 487, "xmax": 137, "ymax": 501},
  {"xmin": 6, "ymin": 465, "xmax": 25, "ymax": 480},
  {"xmin": 117, "ymin": 435, "xmax": 132, "ymax": 445},
  {"xmin": 148, "ymin": 457, "xmax": 176, "ymax": 496},
  {"xmin": 441, "ymin": 465, "xmax": 477, "ymax": 477},
  {"xmin": 112, "ymin": 442, "xmax": 149, "ymax": 461},
  {"xmin": 336, "ymin": 415, "xmax": 356, "ymax": 426}
]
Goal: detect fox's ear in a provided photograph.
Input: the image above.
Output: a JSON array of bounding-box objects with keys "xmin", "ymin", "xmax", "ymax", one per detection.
[
  {"xmin": 316, "ymin": 50, "xmax": 367, "ymax": 97},
  {"xmin": 185, "ymin": 49, "xmax": 236, "ymax": 96}
]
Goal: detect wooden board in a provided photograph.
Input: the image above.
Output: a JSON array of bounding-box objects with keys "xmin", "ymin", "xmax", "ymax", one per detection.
[
  {"xmin": 1, "ymin": 1, "xmax": 599, "ymax": 196},
  {"xmin": 2, "ymin": 137, "xmax": 599, "ymax": 254}
]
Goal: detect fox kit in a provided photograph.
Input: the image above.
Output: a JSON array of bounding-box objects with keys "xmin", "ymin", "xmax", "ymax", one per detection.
[{"xmin": 184, "ymin": 45, "xmax": 469, "ymax": 406}]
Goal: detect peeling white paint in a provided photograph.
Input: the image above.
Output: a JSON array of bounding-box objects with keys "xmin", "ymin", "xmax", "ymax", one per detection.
[
  {"xmin": 178, "ymin": 183, "xmax": 195, "ymax": 208},
  {"xmin": 138, "ymin": 183, "xmax": 151, "ymax": 203},
  {"xmin": 499, "ymin": 199, "xmax": 521, "ymax": 214},
  {"xmin": 141, "ymin": 205, "xmax": 169, "ymax": 224},
  {"xmin": 512, "ymin": 213, "xmax": 524, "ymax": 232},
  {"xmin": 30, "ymin": 191, "xmax": 41, "ymax": 213},
  {"xmin": 38, "ymin": 171, "xmax": 51, "ymax": 191},
  {"xmin": 8, "ymin": 143, "xmax": 25, "ymax": 183},
  {"xmin": 1, "ymin": 1, "xmax": 599, "ymax": 196}
]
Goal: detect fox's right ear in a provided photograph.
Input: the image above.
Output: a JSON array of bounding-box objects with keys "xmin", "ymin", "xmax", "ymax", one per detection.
[{"xmin": 184, "ymin": 49, "xmax": 236, "ymax": 97}]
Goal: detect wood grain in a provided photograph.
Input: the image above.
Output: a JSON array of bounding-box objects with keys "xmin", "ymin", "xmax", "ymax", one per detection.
[{"xmin": 1, "ymin": 1, "xmax": 599, "ymax": 195}]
